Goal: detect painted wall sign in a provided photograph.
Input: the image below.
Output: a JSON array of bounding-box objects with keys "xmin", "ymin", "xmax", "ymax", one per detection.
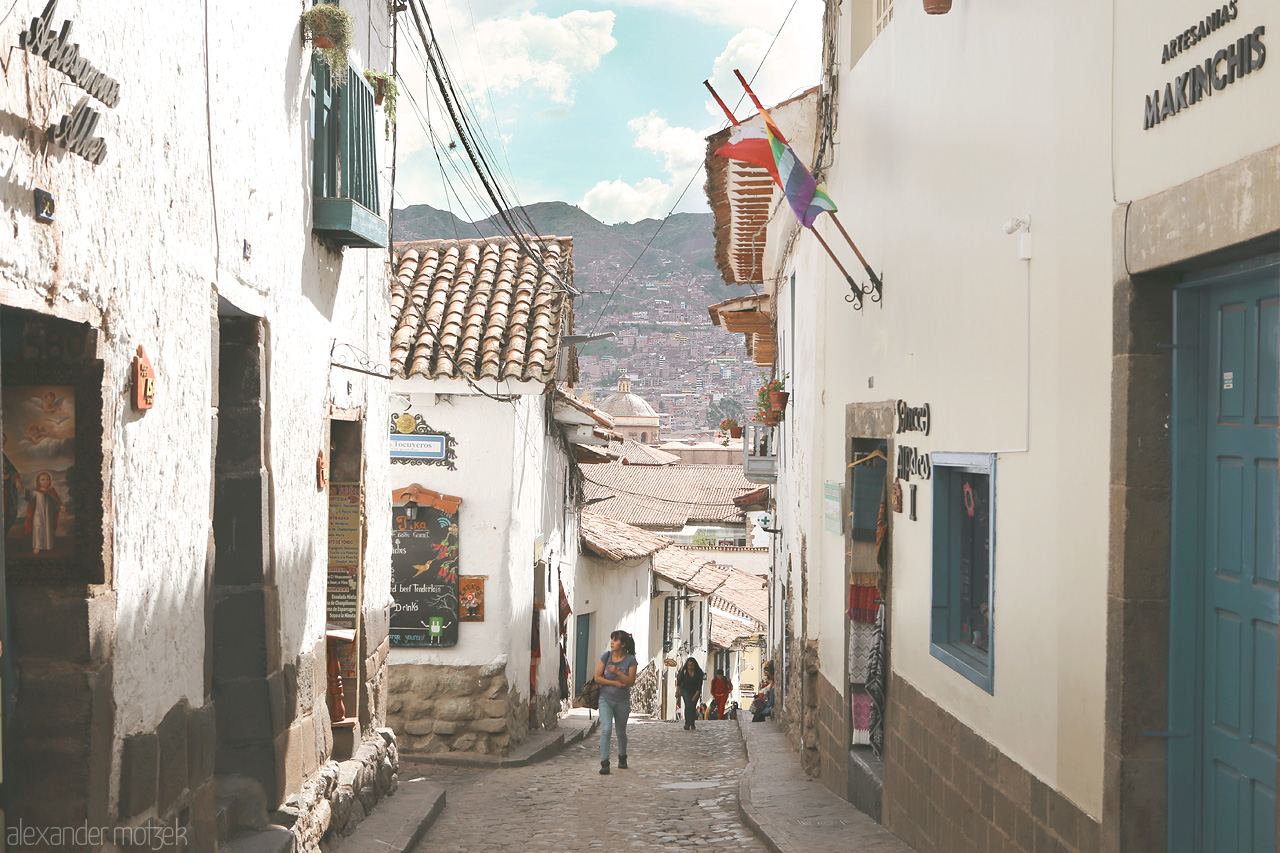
[
  {"xmin": 1143, "ymin": 1, "xmax": 1265, "ymax": 130},
  {"xmin": 131, "ymin": 346, "xmax": 154, "ymax": 410},
  {"xmin": 896, "ymin": 400, "xmax": 931, "ymax": 435},
  {"xmin": 327, "ymin": 483, "xmax": 361, "ymax": 678},
  {"xmin": 18, "ymin": 0, "xmax": 123, "ymax": 164},
  {"xmin": 390, "ymin": 494, "xmax": 461, "ymax": 647},
  {"xmin": 459, "ymin": 575, "xmax": 485, "ymax": 622},
  {"xmin": 896, "ymin": 445, "xmax": 932, "ymax": 482},
  {"xmin": 389, "ymin": 412, "xmax": 457, "ymax": 469},
  {"xmin": 390, "ymin": 433, "xmax": 446, "ymax": 460}
]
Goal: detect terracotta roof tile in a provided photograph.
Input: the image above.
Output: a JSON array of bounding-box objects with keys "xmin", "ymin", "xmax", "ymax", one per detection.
[
  {"xmin": 580, "ymin": 510, "xmax": 672, "ymax": 561},
  {"xmin": 391, "ymin": 237, "xmax": 574, "ymax": 382},
  {"xmin": 652, "ymin": 549, "xmax": 732, "ymax": 594},
  {"xmin": 581, "ymin": 462, "xmax": 756, "ymax": 529},
  {"xmin": 608, "ymin": 438, "xmax": 680, "ymax": 465}
]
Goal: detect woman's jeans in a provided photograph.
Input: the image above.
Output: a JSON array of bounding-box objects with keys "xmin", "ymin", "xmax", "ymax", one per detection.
[
  {"xmin": 599, "ymin": 696, "xmax": 630, "ymax": 762},
  {"xmin": 680, "ymin": 691, "xmax": 699, "ymax": 723}
]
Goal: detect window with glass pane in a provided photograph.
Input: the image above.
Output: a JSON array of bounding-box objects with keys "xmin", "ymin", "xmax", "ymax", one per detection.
[{"xmin": 930, "ymin": 453, "xmax": 994, "ymax": 692}]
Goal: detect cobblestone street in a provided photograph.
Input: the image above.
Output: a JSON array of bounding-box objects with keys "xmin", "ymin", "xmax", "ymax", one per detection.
[{"xmin": 407, "ymin": 717, "xmax": 768, "ymax": 852}]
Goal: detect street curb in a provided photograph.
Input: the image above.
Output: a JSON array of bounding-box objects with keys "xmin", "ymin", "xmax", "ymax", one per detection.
[
  {"xmin": 395, "ymin": 786, "xmax": 446, "ymax": 853},
  {"xmin": 736, "ymin": 718, "xmax": 786, "ymax": 853},
  {"xmin": 401, "ymin": 719, "xmax": 599, "ymax": 769}
]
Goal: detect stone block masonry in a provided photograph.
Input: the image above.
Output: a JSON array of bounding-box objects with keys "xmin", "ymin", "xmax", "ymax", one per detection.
[
  {"xmin": 388, "ymin": 662, "xmax": 558, "ymax": 755},
  {"xmin": 883, "ymin": 674, "xmax": 1101, "ymax": 853},
  {"xmin": 284, "ymin": 729, "xmax": 400, "ymax": 853}
]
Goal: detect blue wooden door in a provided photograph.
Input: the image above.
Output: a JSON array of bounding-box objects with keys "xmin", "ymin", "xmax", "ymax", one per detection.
[
  {"xmin": 1201, "ymin": 270, "xmax": 1280, "ymax": 851},
  {"xmin": 575, "ymin": 612, "xmax": 591, "ymax": 696}
]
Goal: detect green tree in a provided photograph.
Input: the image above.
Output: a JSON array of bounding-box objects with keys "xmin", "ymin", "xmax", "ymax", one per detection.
[{"xmin": 707, "ymin": 397, "xmax": 743, "ymax": 429}]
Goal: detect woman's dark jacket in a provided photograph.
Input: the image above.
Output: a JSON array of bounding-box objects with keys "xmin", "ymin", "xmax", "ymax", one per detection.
[{"xmin": 676, "ymin": 667, "xmax": 705, "ymax": 696}]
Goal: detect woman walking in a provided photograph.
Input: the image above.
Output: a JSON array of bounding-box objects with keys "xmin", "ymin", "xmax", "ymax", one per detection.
[
  {"xmin": 675, "ymin": 657, "xmax": 704, "ymax": 730},
  {"xmin": 595, "ymin": 630, "xmax": 638, "ymax": 775},
  {"xmin": 710, "ymin": 669, "xmax": 731, "ymax": 720}
]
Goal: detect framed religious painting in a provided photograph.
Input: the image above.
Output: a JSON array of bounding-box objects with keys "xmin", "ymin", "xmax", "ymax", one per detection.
[{"xmin": 1, "ymin": 363, "xmax": 104, "ymax": 584}]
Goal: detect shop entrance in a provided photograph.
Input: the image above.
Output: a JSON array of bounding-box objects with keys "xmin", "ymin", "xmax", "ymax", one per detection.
[{"xmin": 1170, "ymin": 258, "xmax": 1280, "ymax": 851}]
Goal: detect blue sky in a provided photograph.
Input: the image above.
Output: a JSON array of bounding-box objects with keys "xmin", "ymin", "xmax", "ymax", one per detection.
[{"xmin": 396, "ymin": 0, "xmax": 822, "ymax": 224}]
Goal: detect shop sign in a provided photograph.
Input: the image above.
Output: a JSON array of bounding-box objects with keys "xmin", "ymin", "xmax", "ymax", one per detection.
[
  {"xmin": 1144, "ymin": 1, "xmax": 1266, "ymax": 130},
  {"xmin": 391, "ymin": 503, "xmax": 460, "ymax": 647},
  {"xmin": 896, "ymin": 400, "xmax": 930, "ymax": 435},
  {"xmin": 896, "ymin": 445, "xmax": 931, "ymax": 482},
  {"xmin": 389, "ymin": 412, "xmax": 457, "ymax": 469},
  {"xmin": 18, "ymin": 0, "xmax": 123, "ymax": 164}
]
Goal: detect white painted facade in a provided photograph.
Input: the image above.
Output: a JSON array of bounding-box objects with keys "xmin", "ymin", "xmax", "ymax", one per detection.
[
  {"xmin": 0, "ymin": 0, "xmax": 395, "ymax": 838},
  {"xmin": 764, "ymin": 0, "xmax": 1115, "ymax": 821},
  {"xmin": 387, "ymin": 379, "xmax": 577, "ymax": 737}
]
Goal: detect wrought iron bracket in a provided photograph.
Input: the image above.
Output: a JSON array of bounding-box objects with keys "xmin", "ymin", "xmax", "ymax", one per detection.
[{"xmin": 844, "ymin": 272, "xmax": 884, "ymax": 310}]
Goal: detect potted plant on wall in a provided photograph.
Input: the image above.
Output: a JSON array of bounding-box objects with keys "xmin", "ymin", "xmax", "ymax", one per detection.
[
  {"xmin": 720, "ymin": 417, "xmax": 743, "ymax": 439},
  {"xmin": 923, "ymin": 0, "xmax": 952, "ymax": 14},
  {"xmin": 363, "ymin": 69, "xmax": 398, "ymax": 139},
  {"xmin": 763, "ymin": 374, "xmax": 789, "ymax": 412},
  {"xmin": 303, "ymin": 2, "xmax": 355, "ymax": 82},
  {"xmin": 755, "ymin": 386, "xmax": 782, "ymax": 426}
]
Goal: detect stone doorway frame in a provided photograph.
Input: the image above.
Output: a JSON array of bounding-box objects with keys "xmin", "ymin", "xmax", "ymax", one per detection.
[{"xmin": 1105, "ymin": 146, "xmax": 1280, "ymax": 853}]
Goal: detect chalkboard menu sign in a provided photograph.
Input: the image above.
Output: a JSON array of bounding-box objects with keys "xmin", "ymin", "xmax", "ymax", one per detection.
[{"xmin": 391, "ymin": 499, "xmax": 460, "ymax": 647}]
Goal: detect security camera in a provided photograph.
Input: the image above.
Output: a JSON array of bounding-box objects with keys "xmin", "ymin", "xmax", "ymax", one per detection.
[{"xmin": 1002, "ymin": 216, "xmax": 1030, "ymax": 235}]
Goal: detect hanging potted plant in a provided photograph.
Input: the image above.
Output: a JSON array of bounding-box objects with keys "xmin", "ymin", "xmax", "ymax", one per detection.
[
  {"xmin": 364, "ymin": 69, "xmax": 398, "ymax": 139},
  {"xmin": 923, "ymin": 0, "xmax": 952, "ymax": 14},
  {"xmin": 763, "ymin": 374, "xmax": 789, "ymax": 412},
  {"xmin": 302, "ymin": 2, "xmax": 355, "ymax": 82},
  {"xmin": 755, "ymin": 387, "xmax": 783, "ymax": 426}
]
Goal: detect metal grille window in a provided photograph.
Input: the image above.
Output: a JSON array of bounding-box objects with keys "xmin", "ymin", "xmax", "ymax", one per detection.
[
  {"xmin": 873, "ymin": 0, "xmax": 893, "ymax": 36},
  {"xmin": 311, "ymin": 59, "xmax": 387, "ymax": 248},
  {"xmin": 930, "ymin": 453, "xmax": 995, "ymax": 692}
]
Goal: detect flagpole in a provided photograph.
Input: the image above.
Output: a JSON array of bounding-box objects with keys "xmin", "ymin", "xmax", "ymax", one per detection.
[
  {"xmin": 827, "ymin": 212, "xmax": 883, "ymax": 294},
  {"xmin": 732, "ymin": 69, "xmax": 787, "ymax": 143},
  {"xmin": 703, "ymin": 81, "xmax": 740, "ymax": 126},
  {"xmin": 809, "ymin": 228, "xmax": 870, "ymax": 305}
]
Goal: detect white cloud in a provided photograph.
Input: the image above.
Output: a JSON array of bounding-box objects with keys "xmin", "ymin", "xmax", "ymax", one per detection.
[
  {"xmin": 581, "ymin": 178, "xmax": 678, "ymax": 224},
  {"xmin": 706, "ymin": 20, "xmax": 822, "ymax": 119},
  {"xmin": 579, "ymin": 111, "xmax": 713, "ymax": 223},
  {"xmin": 421, "ymin": 5, "xmax": 617, "ymax": 105},
  {"xmin": 595, "ymin": 0, "xmax": 799, "ymax": 30},
  {"xmin": 628, "ymin": 112, "xmax": 704, "ymax": 175}
]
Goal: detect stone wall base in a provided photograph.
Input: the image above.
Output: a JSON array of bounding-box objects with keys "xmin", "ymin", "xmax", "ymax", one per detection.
[
  {"xmin": 883, "ymin": 674, "xmax": 1101, "ymax": 853},
  {"xmin": 283, "ymin": 729, "xmax": 399, "ymax": 853},
  {"xmin": 388, "ymin": 661, "xmax": 556, "ymax": 756}
]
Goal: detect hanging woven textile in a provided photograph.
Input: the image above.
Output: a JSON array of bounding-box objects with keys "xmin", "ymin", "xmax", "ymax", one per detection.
[{"xmin": 866, "ymin": 602, "xmax": 887, "ymax": 759}]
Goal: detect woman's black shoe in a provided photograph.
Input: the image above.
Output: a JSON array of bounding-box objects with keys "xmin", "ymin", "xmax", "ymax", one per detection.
[
  {"xmin": 618, "ymin": 755, "xmax": 628, "ymax": 769},
  {"xmin": 600, "ymin": 760, "xmax": 610, "ymax": 775}
]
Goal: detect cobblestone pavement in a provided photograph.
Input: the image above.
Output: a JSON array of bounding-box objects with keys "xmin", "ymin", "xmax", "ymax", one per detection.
[{"xmin": 408, "ymin": 716, "xmax": 768, "ymax": 852}]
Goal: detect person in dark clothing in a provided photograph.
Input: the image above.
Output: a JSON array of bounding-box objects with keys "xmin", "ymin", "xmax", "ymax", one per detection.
[
  {"xmin": 675, "ymin": 657, "xmax": 704, "ymax": 730},
  {"xmin": 751, "ymin": 679, "xmax": 774, "ymax": 722}
]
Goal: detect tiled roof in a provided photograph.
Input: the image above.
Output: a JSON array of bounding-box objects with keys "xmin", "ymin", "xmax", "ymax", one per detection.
[
  {"xmin": 652, "ymin": 549, "xmax": 733, "ymax": 594},
  {"xmin": 712, "ymin": 567, "xmax": 769, "ymax": 625},
  {"xmin": 580, "ymin": 510, "xmax": 672, "ymax": 561},
  {"xmin": 708, "ymin": 567, "xmax": 767, "ymax": 648},
  {"xmin": 608, "ymin": 439, "xmax": 679, "ymax": 466},
  {"xmin": 581, "ymin": 463, "xmax": 756, "ymax": 529},
  {"xmin": 554, "ymin": 388, "xmax": 615, "ymax": 428},
  {"xmin": 710, "ymin": 607, "xmax": 762, "ymax": 649},
  {"xmin": 390, "ymin": 237, "xmax": 574, "ymax": 382},
  {"xmin": 705, "ymin": 87, "xmax": 817, "ymax": 289}
]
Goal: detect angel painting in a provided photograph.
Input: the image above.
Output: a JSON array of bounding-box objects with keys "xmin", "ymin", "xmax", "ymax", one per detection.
[{"xmin": 1, "ymin": 382, "xmax": 76, "ymax": 560}]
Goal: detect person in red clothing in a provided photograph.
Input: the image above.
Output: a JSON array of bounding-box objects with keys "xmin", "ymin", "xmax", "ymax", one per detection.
[{"xmin": 710, "ymin": 669, "xmax": 731, "ymax": 720}]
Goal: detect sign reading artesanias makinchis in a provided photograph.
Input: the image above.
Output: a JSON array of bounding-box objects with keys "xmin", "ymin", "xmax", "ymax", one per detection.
[
  {"xmin": 390, "ymin": 487, "xmax": 461, "ymax": 647},
  {"xmin": 1144, "ymin": 1, "xmax": 1266, "ymax": 129}
]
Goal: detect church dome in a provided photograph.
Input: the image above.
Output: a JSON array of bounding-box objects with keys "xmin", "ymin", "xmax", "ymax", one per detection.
[{"xmin": 600, "ymin": 377, "xmax": 658, "ymax": 419}]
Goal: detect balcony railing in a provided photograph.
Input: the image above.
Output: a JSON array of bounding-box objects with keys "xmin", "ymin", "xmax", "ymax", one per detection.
[{"xmin": 743, "ymin": 423, "xmax": 777, "ymax": 484}]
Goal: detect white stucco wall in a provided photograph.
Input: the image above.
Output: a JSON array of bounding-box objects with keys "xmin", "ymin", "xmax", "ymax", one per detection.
[
  {"xmin": 388, "ymin": 389, "xmax": 518, "ymax": 666},
  {"xmin": 388, "ymin": 385, "xmax": 571, "ymax": 711},
  {"xmin": 772, "ymin": 0, "xmax": 1114, "ymax": 817},
  {"xmin": 1114, "ymin": 0, "xmax": 1280, "ymax": 200},
  {"xmin": 0, "ymin": 0, "xmax": 394, "ymax": 810},
  {"xmin": 574, "ymin": 553, "xmax": 653, "ymax": 666}
]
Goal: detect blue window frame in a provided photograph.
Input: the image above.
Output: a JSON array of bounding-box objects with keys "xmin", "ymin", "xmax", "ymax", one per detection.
[
  {"xmin": 310, "ymin": 58, "xmax": 387, "ymax": 248},
  {"xmin": 929, "ymin": 452, "xmax": 995, "ymax": 692}
]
